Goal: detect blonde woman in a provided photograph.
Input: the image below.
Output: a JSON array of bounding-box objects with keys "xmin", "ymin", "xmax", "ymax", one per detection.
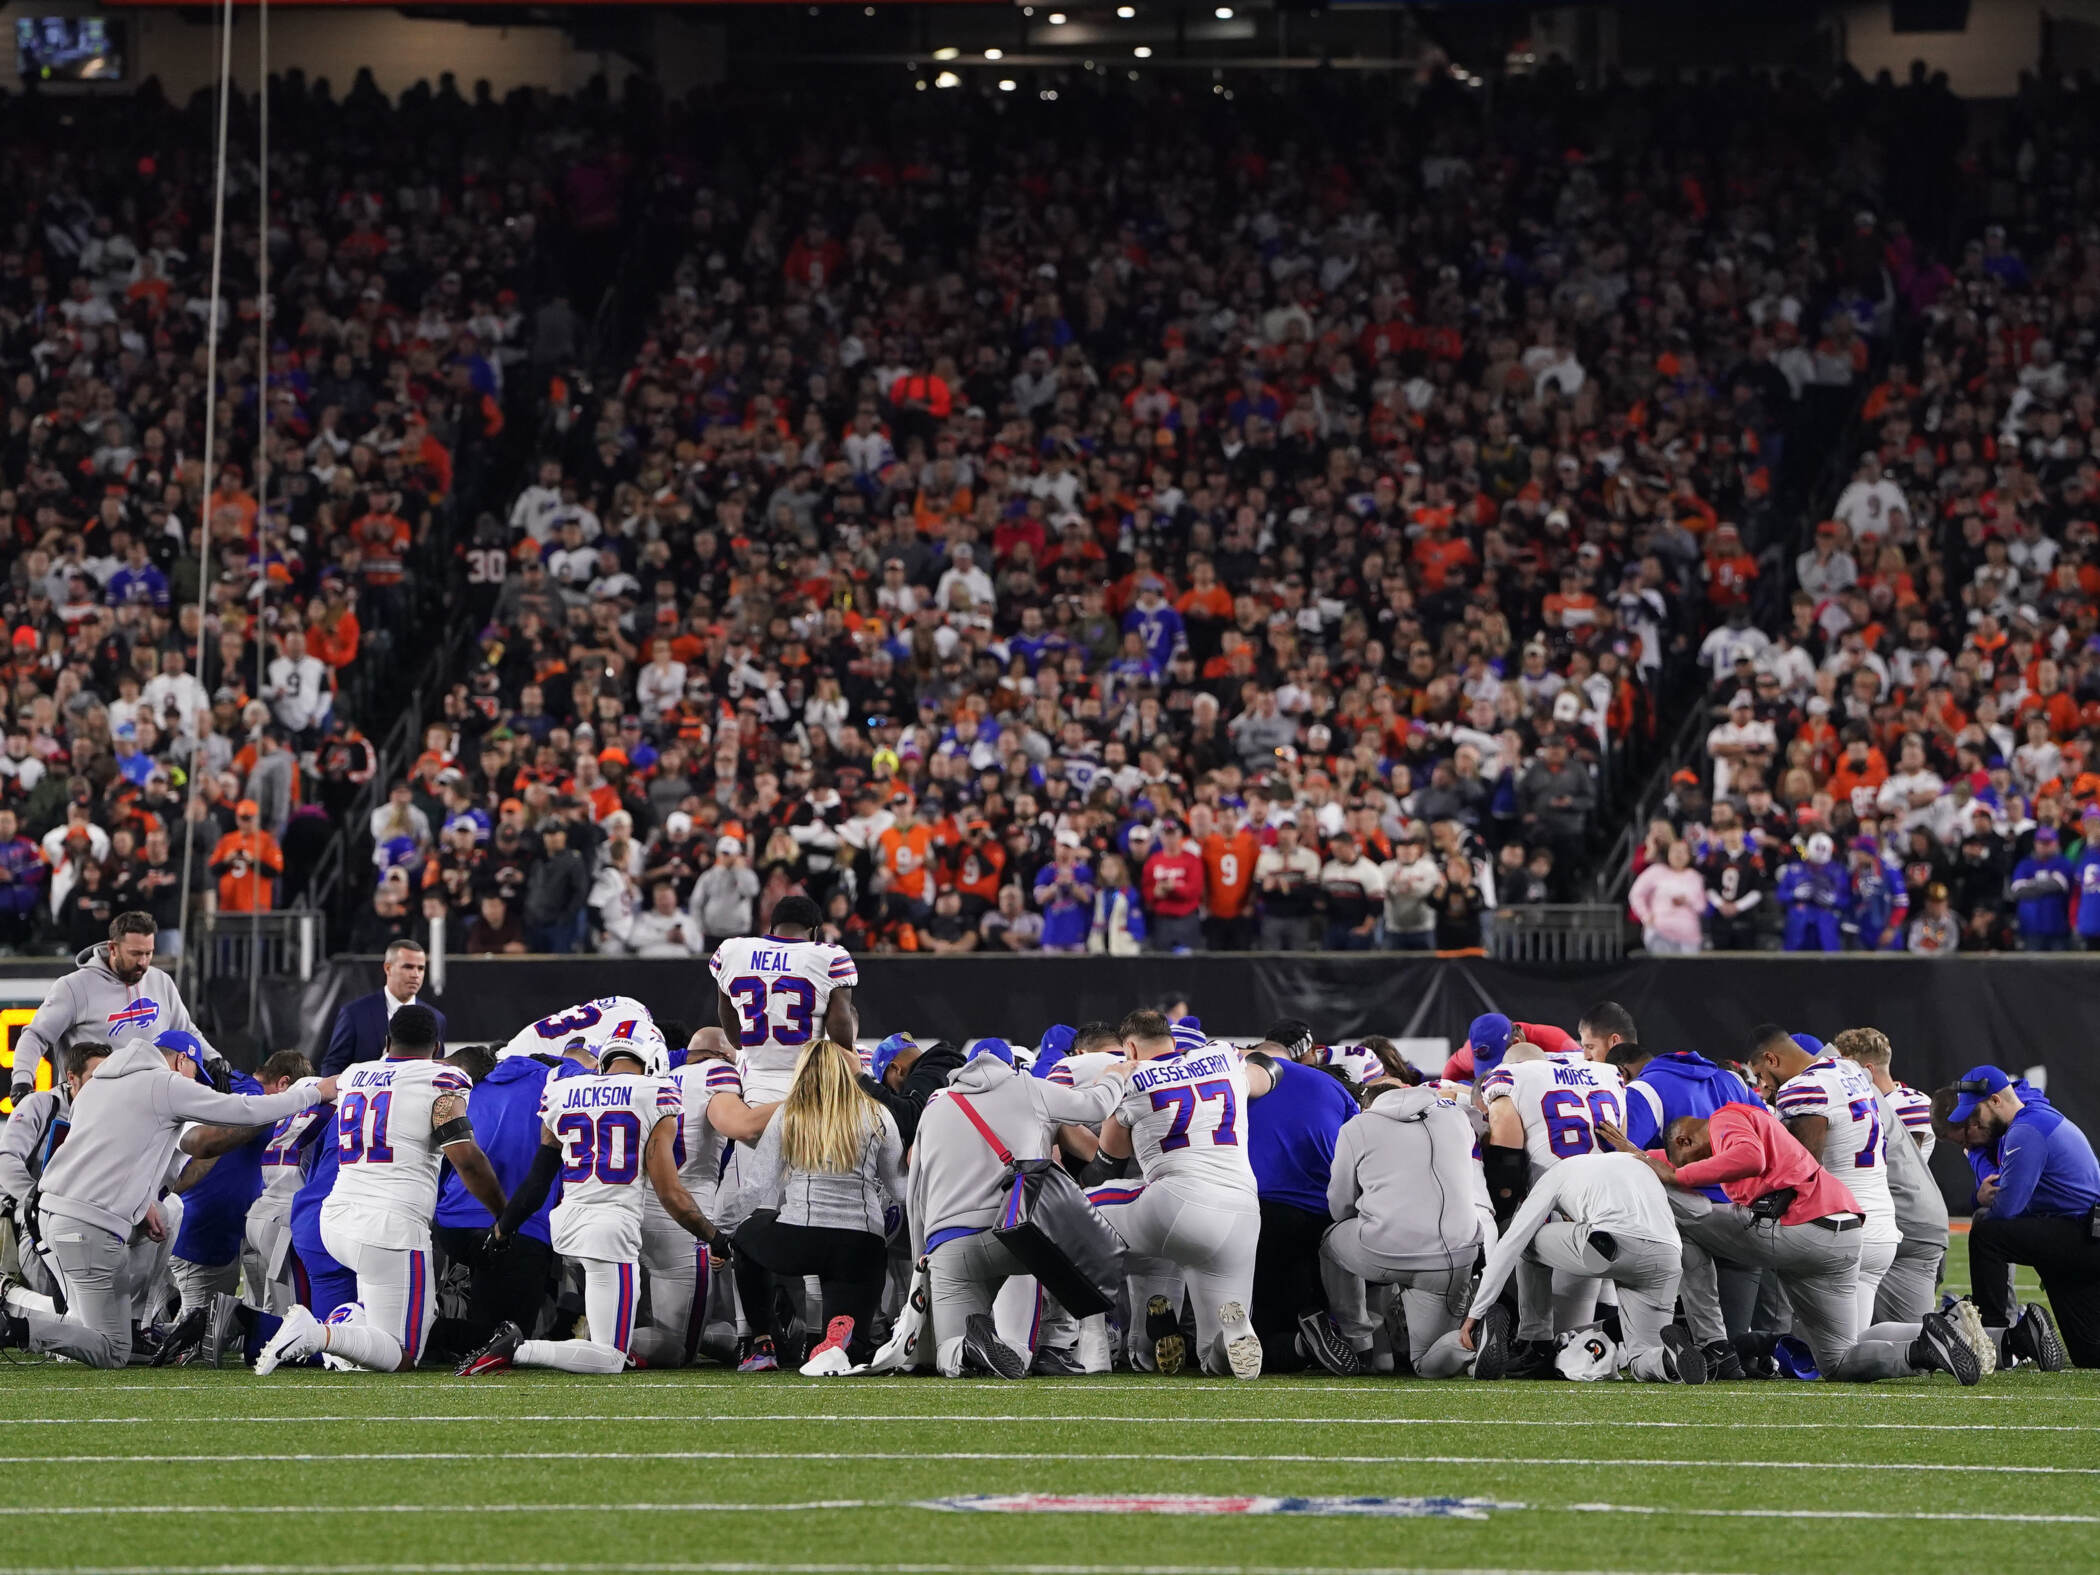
[{"xmin": 731, "ymin": 1038, "xmax": 903, "ymax": 1373}]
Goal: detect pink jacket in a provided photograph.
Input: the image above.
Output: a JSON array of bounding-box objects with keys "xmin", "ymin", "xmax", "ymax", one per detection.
[{"xmin": 1629, "ymin": 863, "xmax": 1707, "ymax": 948}]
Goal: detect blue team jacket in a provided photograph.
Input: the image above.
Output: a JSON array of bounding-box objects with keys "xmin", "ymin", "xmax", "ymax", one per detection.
[
  {"xmin": 433, "ymin": 1055, "xmax": 582, "ymax": 1242},
  {"xmin": 172, "ymin": 1070, "xmax": 269, "ymax": 1266},
  {"xmin": 1624, "ymin": 1051, "xmax": 1765, "ymax": 1202}
]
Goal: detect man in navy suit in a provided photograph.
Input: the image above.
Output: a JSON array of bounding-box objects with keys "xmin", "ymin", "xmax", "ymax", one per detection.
[{"xmin": 320, "ymin": 939, "xmax": 445, "ymax": 1075}]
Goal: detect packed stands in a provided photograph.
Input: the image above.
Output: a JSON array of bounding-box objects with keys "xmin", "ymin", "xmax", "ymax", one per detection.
[{"xmin": 7, "ymin": 58, "xmax": 2079, "ymax": 961}]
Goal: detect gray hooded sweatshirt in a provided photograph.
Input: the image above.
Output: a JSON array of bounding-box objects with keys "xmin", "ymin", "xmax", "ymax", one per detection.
[
  {"xmin": 906, "ymin": 1054, "xmax": 1129, "ymax": 1258},
  {"xmin": 1879, "ymin": 1086, "xmax": 1950, "ymax": 1245},
  {"xmin": 11, "ymin": 944, "xmax": 219, "ymax": 1095},
  {"xmin": 0, "ymin": 1084, "xmax": 71, "ymax": 1212},
  {"xmin": 37, "ymin": 1041, "xmax": 325, "ymax": 1240},
  {"xmin": 1325, "ymin": 1084, "xmax": 1483, "ymax": 1273}
]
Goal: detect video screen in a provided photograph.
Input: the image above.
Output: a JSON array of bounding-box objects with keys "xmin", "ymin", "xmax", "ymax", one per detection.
[{"xmin": 16, "ymin": 17, "xmax": 126, "ymax": 83}]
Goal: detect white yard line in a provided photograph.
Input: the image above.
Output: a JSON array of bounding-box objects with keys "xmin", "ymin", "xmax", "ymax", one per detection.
[
  {"xmin": 0, "ymin": 1449, "xmax": 2086, "ymax": 1476},
  {"xmin": 0, "ymin": 1414, "xmax": 2082, "ymax": 1432},
  {"xmin": 1559, "ymin": 1501, "xmax": 2100, "ymax": 1526}
]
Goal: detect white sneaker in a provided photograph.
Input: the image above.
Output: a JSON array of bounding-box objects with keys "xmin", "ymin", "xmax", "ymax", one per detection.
[
  {"xmin": 1950, "ymin": 1298, "xmax": 1998, "ymax": 1376},
  {"xmin": 253, "ymin": 1304, "xmax": 323, "ymax": 1376},
  {"xmin": 1218, "ymin": 1301, "xmax": 1263, "ymax": 1380},
  {"xmin": 800, "ymin": 1343, "xmax": 855, "ymax": 1377}
]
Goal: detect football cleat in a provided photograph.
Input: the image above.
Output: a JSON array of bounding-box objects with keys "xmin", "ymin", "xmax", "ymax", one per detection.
[
  {"xmin": 198, "ymin": 1293, "xmax": 244, "ymax": 1368},
  {"xmin": 1503, "ymin": 1335, "xmax": 1565, "ymax": 1380},
  {"xmin": 1145, "ymin": 1294, "xmax": 1185, "ymax": 1376},
  {"xmin": 1219, "ymin": 1301, "xmax": 1262, "ymax": 1380},
  {"xmin": 253, "ymin": 1304, "xmax": 322, "ymax": 1376},
  {"xmin": 961, "ymin": 1313, "xmax": 1028, "ymax": 1380},
  {"xmin": 456, "ymin": 1321, "xmax": 523, "ymax": 1377},
  {"xmin": 800, "ymin": 1316, "xmax": 856, "ymax": 1377},
  {"xmin": 2008, "ymin": 1303, "xmax": 2066, "ymax": 1373},
  {"xmin": 1912, "ymin": 1311, "xmax": 1983, "ymax": 1386},
  {"xmin": 1470, "ymin": 1304, "xmax": 1515, "ymax": 1381},
  {"xmin": 1660, "ymin": 1324, "xmax": 1708, "ymax": 1385},
  {"xmin": 1296, "ymin": 1310, "xmax": 1363, "ymax": 1377},
  {"xmin": 151, "ymin": 1304, "xmax": 210, "ymax": 1368},
  {"xmin": 737, "ymin": 1335, "xmax": 779, "ymax": 1374},
  {"xmin": 1948, "ymin": 1298, "xmax": 1998, "ymax": 1376},
  {"xmin": 1030, "ymin": 1343, "xmax": 1086, "ymax": 1377},
  {"xmin": 1702, "ymin": 1339, "xmax": 1747, "ymax": 1381}
]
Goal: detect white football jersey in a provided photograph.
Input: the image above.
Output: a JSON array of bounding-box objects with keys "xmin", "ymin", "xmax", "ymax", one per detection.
[
  {"xmin": 320, "ymin": 1057, "xmax": 474, "ymax": 1251},
  {"xmin": 709, "ymin": 935, "xmax": 857, "ymax": 1075},
  {"xmin": 1118, "ymin": 1042, "xmax": 1255, "ymax": 1194},
  {"xmin": 256, "ymin": 1106, "xmax": 332, "ymax": 1211},
  {"xmin": 642, "ymin": 1058, "xmax": 745, "ymax": 1226},
  {"xmin": 1047, "ymin": 1050, "xmax": 1124, "ymax": 1089},
  {"xmin": 498, "ymin": 996, "xmax": 664, "ymax": 1063},
  {"xmin": 543, "ymin": 1071, "xmax": 681, "ymax": 1260},
  {"xmin": 1480, "ymin": 1056, "xmax": 1625, "ymax": 1176},
  {"xmin": 1888, "ymin": 1080, "xmax": 1936, "ymax": 1160},
  {"xmin": 1775, "ymin": 1057, "xmax": 1897, "ymax": 1239}
]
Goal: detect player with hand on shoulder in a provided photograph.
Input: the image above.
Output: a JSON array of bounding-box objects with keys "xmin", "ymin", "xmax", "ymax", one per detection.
[
  {"xmin": 1086, "ymin": 1009, "xmax": 1273, "ymax": 1379},
  {"xmin": 711, "ymin": 895, "xmax": 857, "ymax": 1105},
  {"xmin": 243, "ymin": 1052, "xmax": 331, "ymax": 1314},
  {"xmin": 1475, "ymin": 1014, "xmax": 1625, "ymax": 1374},
  {"xmin": 256, "ymin": 1006, "xmax": 506, "ymax": 1374},
  {"xmin": 460, "ymin": 1037, "xmax": 719, "ymax": 1375},
  {"xmin": 634, "ymin": 1026, "xmax": 777, "ymax": 1368},
  {"xmin": 1749, "ymin": 1025, "xmax": 1900, "ymax": 1330}
]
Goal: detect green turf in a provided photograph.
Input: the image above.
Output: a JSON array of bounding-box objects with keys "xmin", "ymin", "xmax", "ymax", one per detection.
[{"xmin": 1, "ymin": 1238, "xmax": 2095, "ymax": 1575}]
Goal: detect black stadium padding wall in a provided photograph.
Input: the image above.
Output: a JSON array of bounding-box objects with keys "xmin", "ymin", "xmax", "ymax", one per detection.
[{"xmin": 303, "ymin": 954, "xmax": 2100, "ymax": 1212}]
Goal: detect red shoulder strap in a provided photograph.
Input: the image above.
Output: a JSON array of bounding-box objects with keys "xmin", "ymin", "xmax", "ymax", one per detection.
[{"xmin": 948, "ymin": 1093, "xmax": 1014, "ymax": 1166}]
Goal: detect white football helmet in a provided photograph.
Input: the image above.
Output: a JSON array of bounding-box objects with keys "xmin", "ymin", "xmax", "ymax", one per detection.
[
  {"xmin": 1805, "ymin": 832, "xmax": 1836, "ymax": 865},
  {"xmin": 1554, "ymin": 1325, "xmax": 1621, "ymax": 1381},
  {"xmin": 599, "ymin": 1036, "xmax": 669, "ymax": 1077}
]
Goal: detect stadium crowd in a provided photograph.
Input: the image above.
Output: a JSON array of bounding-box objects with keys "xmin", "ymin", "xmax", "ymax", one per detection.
[{"xmin": 345, "ymin": 67, "xmax": 1917, "ymax": 961}]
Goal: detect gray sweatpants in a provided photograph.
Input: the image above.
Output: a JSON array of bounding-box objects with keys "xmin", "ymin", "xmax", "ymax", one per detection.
[
  {"xmin": 927, "ymin": 1229, "xmax": 1030, "ymax": 1375},
  {"xmin": 1526, "ymin": 1224, "xmax": 1683, "ymax": 1381},
  {"xmin": 1874, "ymin": 1235, "xmax": 1945, "ymax": 1325},
  {"xmin": 26, "ymin": 1213, "xmax": 138, "ymax": 1369},
  {"xmin": 1321, "ymin": 1219, "xmax": 1472, "ymax": 1375},
  {"xmin": 1669, "ymin": 1194, "xmax": 1924, "ymax": 1381}
]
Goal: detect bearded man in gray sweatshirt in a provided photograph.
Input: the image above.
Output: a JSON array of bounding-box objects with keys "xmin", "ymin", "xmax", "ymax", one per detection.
[
  {"xmin": 0, "ymin": 1032, "xmax": 332, "ymax": 1368},
  {"xmin": 9, "ymin": 911, "xmax": 223, "ymax": 1105},
  {"xmin": 906, "ymin": 1038, "xmax": 1130, "ymax": 1378}
]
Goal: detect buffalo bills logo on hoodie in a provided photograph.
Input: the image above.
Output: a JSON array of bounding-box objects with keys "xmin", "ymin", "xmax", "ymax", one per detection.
[{"xmin": 106, "ymin": 998, "xmax": 160, "ymax": 1037}]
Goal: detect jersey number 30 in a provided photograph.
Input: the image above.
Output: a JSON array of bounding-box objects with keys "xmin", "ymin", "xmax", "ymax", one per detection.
[
  {"xmin": 556, "ymin": 1110, "xmax": 644, "ymax": 1185},
  {"xmin": 725, "ymin": 975, "xmax": 817, "ymax": 1049}
]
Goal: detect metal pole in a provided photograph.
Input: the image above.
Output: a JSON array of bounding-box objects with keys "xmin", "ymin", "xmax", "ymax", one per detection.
[
  {"xmin": 175, "ymin": 0, "xmax": 236, "ymax": 986},
  {"xmin": 249, "ymin": 0, "xmax": 270, "ymax": 1039}
]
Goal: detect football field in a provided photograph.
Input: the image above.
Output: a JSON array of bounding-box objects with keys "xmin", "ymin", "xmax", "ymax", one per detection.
[{"xmin": 1, "ymin": 1250, "xmax": 2094, "ymax": 1575}]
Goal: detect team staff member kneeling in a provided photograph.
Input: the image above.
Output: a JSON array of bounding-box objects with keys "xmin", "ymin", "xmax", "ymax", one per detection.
[{"xmin": 1, "ymin": 1034, "xmax": 333, "ymax": 1367}]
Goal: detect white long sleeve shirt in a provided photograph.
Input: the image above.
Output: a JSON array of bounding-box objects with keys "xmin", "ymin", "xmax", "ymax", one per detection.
[{"xmin": 1469, "ymin": 1152, "xmax": 1678, "ymax": 1316}]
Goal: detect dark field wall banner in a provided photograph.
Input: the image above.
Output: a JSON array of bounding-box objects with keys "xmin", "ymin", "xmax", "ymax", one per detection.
[{"xmin": 306, "ymin": 953, "xmax": 2099, "ymax": 1211}]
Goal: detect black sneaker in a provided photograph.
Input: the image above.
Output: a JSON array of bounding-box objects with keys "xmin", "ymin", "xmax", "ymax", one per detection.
[
  {"xmin": 1470, "ymin": 1303, "xmax": 1515, "ymax": 1381},
  {"xmin": 1145, "ymin": 1294, "xmax": 1185, "ymax": 1376},
  {"xmin": 961, "ymin": 1313, "xmax": 1027, "ymax": 1379},
  {"xmin": 152, "ymin": 1304, "xmax": 211, "ymax": 1368},
  {"xmin": 1030, "ymin": 1343, "xmax": 1086, "ymax": 1377},
  {"xmin": 1503, "ymin": 1335, "xmax": 1564, "ymax": 1380},
  {"xmin": 1296, "ymin": 1310, "xmax": 1363, "ymax": 1377},
  {"xmin": 1660, "ymin": 1324, "xmax": 1708, "ymax": 1384},
  {"xmin": 1702, "ymin": 1340, "xmax": 1747, "ymax": 1381},
  {"xmin": 457, "ymin": 1320, "xmax": 524, "ymax": 1377},
  {"xmin": 1911, "ymin": 1311, "xmax": 1983, "ymax": 1386},
  {"xmin": 2008, "ymin": 1303, "xmax": 2067, "ymax": 1373},
  {"xmin": 1733, "ymin": 1333, "xmax": 1777, "ymax": 1379}
]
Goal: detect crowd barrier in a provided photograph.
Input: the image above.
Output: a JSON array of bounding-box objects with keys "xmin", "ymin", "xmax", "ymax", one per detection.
[{"xmin": 302, "ymin": 952, "xmax": 2100, "ymax": 1211}]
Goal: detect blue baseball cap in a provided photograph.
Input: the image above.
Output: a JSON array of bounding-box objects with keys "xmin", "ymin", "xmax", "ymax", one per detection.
[
  {"xmin": 968, "ymin": 1037, "xmax": 1015, "ymax": 1067},
  {"xmin": 1948, "ymin": 1065, "xmax": 2011, "ymax": 1125},
  {"xmin": 869, "ymin": 1032, "xmax": 916, "ymax": 1083},
  {"xmin": 1032, "ymin": 1024, "xmax": 1075, "ymax": 1080},
  {"xmin": 1469, "ymin": 1013, "xmax": 1515, "ymax": 1074},
  {"xmin": 1790, "ymin": 1033, "xmax": 1825, "ymax": 1058},
  {"xmin": 155, "ymin": 1029, "xmax": 208, "ymax": 1079}
]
